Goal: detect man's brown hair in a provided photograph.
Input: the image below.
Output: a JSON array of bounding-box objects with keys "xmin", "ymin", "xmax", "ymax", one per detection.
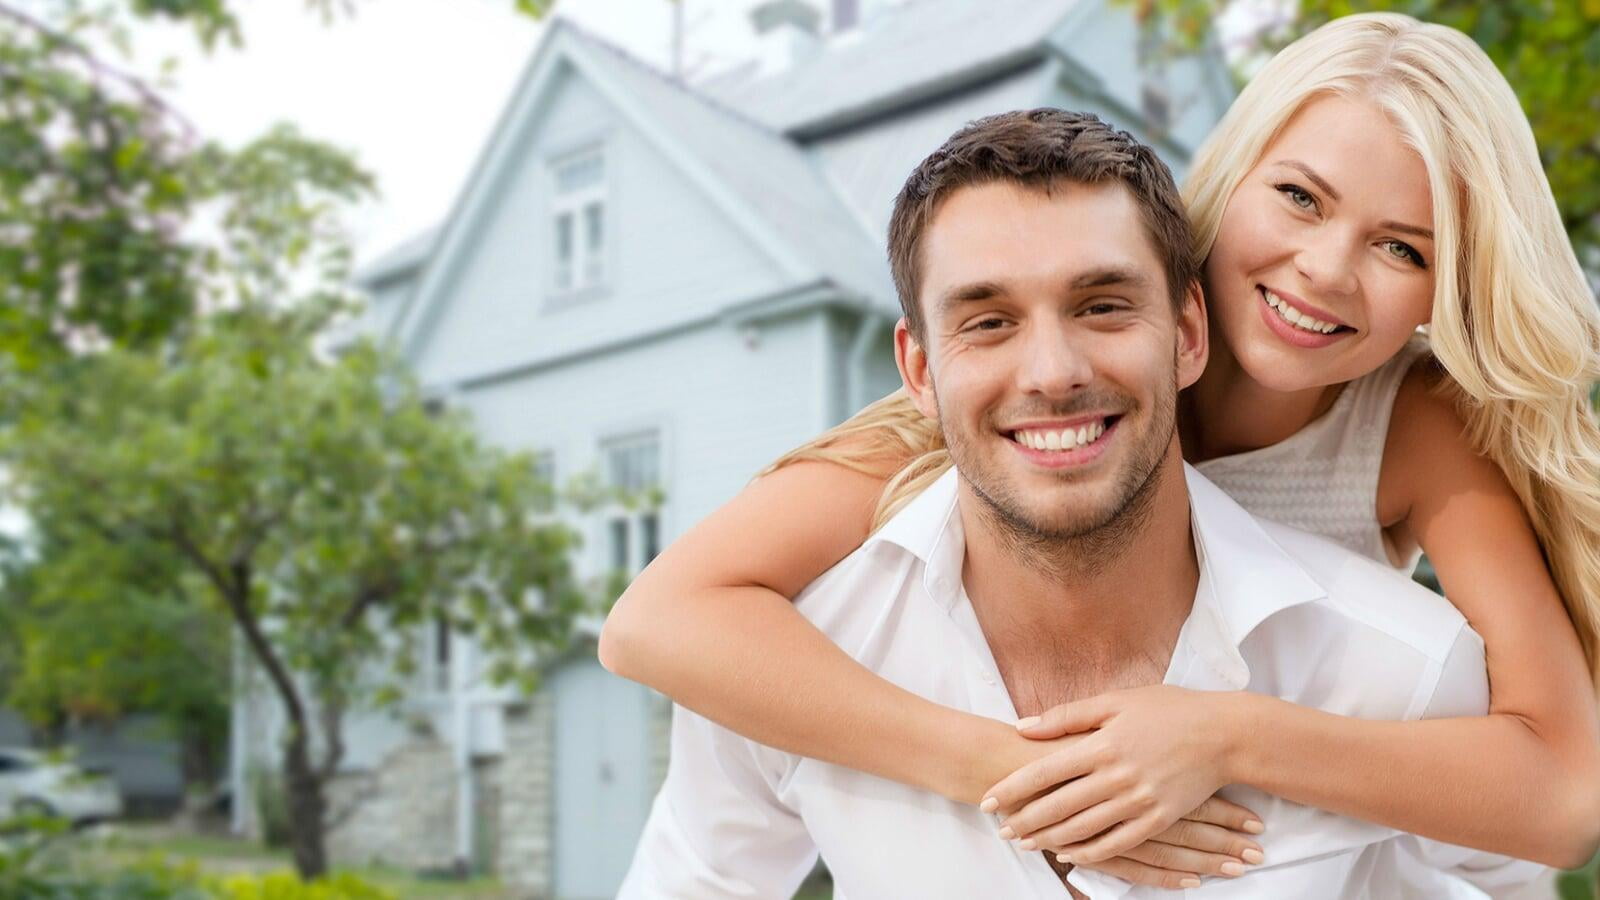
[{"xmin": 886, "ymin": 108, "xmax": 1196, "ymax": 340}]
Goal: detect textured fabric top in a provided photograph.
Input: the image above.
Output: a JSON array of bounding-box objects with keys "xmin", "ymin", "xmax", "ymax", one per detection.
[{"xmin": 1195, "ymin": 335, "xmax": 1432, "ymax": 572}]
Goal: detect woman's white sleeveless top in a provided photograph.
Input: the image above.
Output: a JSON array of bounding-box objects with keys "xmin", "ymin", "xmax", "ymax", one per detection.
[{"xmin": 1193, "ymin": 336, "xmax": 1431, "ymax": 572}]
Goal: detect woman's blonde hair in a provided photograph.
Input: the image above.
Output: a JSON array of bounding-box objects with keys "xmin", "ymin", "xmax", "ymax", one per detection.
[{"xmin": 764, "ymin": 13, "xmax": 1600, "ymax": 682}]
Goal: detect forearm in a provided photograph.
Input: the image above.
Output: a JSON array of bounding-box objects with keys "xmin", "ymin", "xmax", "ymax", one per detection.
[
  {"xmin": 1225, "ymin": 694, "xmax": 1600, "ymax": 867},
  {"xmin": 601, "ymin": 584, "xmax": 1035, "ymax": 803}
]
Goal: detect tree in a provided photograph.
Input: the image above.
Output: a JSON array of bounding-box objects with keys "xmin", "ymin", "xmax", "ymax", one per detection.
[
  {"xmin": 1, "ymin": 299, "xmax": 587, "ymax": 877},
  {"xmin": 0, "ymin": 527, "xmax": 232, "ymax": 798},
  {"xmin": 1139, "ymin": 0, "xmax": 1600, "ymax": 267}
]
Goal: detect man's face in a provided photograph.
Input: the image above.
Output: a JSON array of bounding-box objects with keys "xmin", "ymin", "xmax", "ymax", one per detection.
[{"xmin": 896, "ymin": 179, "xmax": 1207, "ymax": 541}]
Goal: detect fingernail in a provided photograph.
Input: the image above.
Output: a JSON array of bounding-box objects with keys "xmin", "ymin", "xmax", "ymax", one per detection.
[
  {"xmin": 1180, "ymin": 877, "xmax": 1201, "ymax": 888},
  {"xmin": 1242, "ymin": 848, "xmax": 1264, "ymax": 864},
  {"xmin": 1016, "ymin": 715, "xmax": 1040, "ymax": 729},
  {"xmin": 998, "ymin": 826, "xmax": 1016, "ymax": 840},
  {"xmin": 1056, "ymin": 853, "xmax": 1073, "ymax": 864},
  {"xmin": 980, "ymin": 797, "xmax": 999, "ymax": 814},
  {"xmin": 1221, "ymin": 862, "xmax": 1244, "ymax": 876},
  {"xmin": 1019, "ymin": 838, "xmax": 1037, "ymax": 850},
  {"xmin": 1242, "ymin": 819, "xmax": 1265, "ymax": 834}
]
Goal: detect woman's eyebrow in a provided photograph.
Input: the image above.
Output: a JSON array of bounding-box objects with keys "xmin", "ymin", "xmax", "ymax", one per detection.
[
  {"xmin": 1276, "ymin": 159, "xmax": 1341, "ymax": 202},
  {"xmin": 1379, "ymin": 220, "xmax": 1434, "ymax": 240}
]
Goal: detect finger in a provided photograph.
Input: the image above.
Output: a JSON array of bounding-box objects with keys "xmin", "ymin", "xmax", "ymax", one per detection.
[
  {"xmin": 1022, "ymin": 797, "xmax": 1146, "ymax": 853},
  {"xmin": 1121, "ymin": 839, "xmax": 1250, "ymax": 879},
  {"xmin": 1072, "ymin": 857, "xmax": 1201, "ymax": 891},
  {"xmin": 1018, "ymin": 695, "xmax": 1114, "ymax": 739},
  {"xmin": 1058, "ymin": 813, "xmax": 1168, "ymax": 864},
  {"xmin": 982, "ymin": 739, "xmax": 1097, "ymax": 814},
  {"xmin": 1154, "ymin": 819, "xmax": 1264, "ymax": 864},
  {"xmin": 1184, "ymin": 796, "xmax": 1264, "ymax": 834},
  {"xmin": 999, "ymin": 773, "xmax": 1117, "ymax": 841}
]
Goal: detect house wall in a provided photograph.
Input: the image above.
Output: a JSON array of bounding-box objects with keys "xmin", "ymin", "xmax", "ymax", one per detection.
[
  {"xmin": 456, "ymin": 311, "xmax": 833, "ymax": 570},
  {"xmin": 410, "ymin": 64, "xmax": 791, "ymax": 391}
]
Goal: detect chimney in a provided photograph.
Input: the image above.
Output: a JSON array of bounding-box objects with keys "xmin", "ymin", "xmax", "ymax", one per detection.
[
  {"xmin": 832, "ymin": 0, "xmax": 860, "ymax": 32},
  {"xmin": 749, "ymin": 0, "xmax": 822, "ymax": 76}
]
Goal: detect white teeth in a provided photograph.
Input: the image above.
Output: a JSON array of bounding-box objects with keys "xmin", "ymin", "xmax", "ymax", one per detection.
[
  {"xmin": 1013, "ymin": 420, "xmax": 1107, "ymax": 453},
  {"xmin": 1264, "ymin": 289, "xmax": 1340, "ymax": 335}
]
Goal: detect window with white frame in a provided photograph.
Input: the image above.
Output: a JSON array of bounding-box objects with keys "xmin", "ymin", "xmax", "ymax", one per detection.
[
  {"xmin": 550, "ymin": 146, "xmax": 607, "ymax": 294},
  {"xmin": 601, "ymin": 431, "xmax": 662, "ymax": 574}
]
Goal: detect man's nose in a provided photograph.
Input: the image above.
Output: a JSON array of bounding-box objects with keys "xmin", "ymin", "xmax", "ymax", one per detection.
[
  {"xmin": 1015, "ymin": 322, "xmax": 1093, "ymax": 397},
  {"xmin": 1295, "ymin": 230, "xmax": 1360, "ymax": 298}
]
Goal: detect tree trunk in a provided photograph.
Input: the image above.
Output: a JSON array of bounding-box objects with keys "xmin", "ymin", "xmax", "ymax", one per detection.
[{"xmin": 282, "ymin": 726, "xmax": 329, "ymax": 879}]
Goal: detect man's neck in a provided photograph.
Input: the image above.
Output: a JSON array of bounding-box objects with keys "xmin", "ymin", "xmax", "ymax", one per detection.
[{"xmin": 958, "ymin": 447, "xmax": 1199, "ymax": 715}]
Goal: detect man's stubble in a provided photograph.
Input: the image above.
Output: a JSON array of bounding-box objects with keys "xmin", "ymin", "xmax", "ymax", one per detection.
[{"xmin": 935, "ymin": 367, "xmax": 1180, "ymax": 582}]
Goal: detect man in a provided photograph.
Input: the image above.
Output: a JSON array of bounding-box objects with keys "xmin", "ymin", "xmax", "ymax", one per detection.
[{"xmin": 617, "ymin": 109, "xmax": 1528, "ymax": 898}]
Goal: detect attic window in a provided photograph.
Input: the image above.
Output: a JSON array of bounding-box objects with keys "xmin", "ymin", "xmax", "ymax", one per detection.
[{"xmin": 551, "ymin": 146, "xmax": 608, "ymax": 295}]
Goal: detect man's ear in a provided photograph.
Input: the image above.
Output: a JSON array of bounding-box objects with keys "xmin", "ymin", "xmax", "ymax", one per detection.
[
  {"xmin": 893, "ymin": 318, "xmax": 939, "ymax": 421},
  {"xmin": 1175, "ymin": 278, "xmax": 1209, "ymax": 390}
]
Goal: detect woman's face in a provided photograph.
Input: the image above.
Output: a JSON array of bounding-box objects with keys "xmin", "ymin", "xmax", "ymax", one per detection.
[{"xmin": 1203, "ymin": 93, "xmax": 1437, "ymax": 393}]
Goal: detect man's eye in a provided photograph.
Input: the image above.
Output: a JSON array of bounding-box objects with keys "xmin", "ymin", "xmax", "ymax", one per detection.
[
  {"xmin": 1084, "ymin": 302, "xmax": 1122, "ymax": 315},
  {"xmin": 1275, "ymin": 183, "xmax": 1318, "ymax": 212},
  {"xmin": 968, "ymin": 318, "xmax": 1007, "ymax": 331}
]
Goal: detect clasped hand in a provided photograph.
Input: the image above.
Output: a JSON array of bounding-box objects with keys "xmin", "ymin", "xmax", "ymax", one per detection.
[{"xmin": 982, "ymin": 685, "xmax": 1265, "ymax": 888}]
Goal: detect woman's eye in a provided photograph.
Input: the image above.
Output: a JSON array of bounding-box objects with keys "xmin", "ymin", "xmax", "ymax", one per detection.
[
  {"xmin": 1379, "ymin": 239, "xmax": 1427, "ymax": 268},
  {"xmin": 1275, "ymin": 183, "xmax": 1317, "ymax": 212}
]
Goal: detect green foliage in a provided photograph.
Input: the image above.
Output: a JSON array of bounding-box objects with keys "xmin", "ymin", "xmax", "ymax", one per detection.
[
  {"xmin": 1134, "ymin": 0, "xmax": 1600, "ymax": 265},
  {"xmin": 0, "ymin": 813, "xmax": 395, "ymax": 898},
  {"xmin": 207, "ymin": 871, "xmax": 394, "ymax": 900}
]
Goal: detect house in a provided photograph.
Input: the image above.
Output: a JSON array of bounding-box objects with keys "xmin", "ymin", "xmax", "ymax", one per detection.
[{"xmin": 228, "ymin": 0, "xmax": 1234, "ymax": 895}]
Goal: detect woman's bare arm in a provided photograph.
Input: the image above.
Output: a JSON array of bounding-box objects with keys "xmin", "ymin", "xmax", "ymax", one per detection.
[
  {"xmin": 597, "ymin": 457, "xmax": 1047, "ymax": 802},
  {"xmin": 1223, "ymin": 366, "xmax": 1600, "ymax": 866}
]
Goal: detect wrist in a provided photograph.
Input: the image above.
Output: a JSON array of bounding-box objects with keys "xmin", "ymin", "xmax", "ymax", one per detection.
[
  {"xmin": 940, "ymin": 714, "xmax": 1032, "ymax": 805},
  {"xmin": 1217, "ymin": 691, "xmax": 1266, "ymax": 785}
]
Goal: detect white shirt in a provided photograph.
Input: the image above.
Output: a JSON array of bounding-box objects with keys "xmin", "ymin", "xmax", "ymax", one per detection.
[{"xmin": 619, "ymin": 466, "xmax": 1542, "ymax": 899}]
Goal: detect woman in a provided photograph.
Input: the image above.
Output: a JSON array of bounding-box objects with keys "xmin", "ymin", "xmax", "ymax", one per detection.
[{"xmin": 600, "ymin": 12, "xmax": 1600, "ymax": 886}]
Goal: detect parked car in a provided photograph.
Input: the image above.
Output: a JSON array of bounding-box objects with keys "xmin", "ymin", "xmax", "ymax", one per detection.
[{"xmin": 0, "ymin": 747, "xmax": 123, "ymax": 824}]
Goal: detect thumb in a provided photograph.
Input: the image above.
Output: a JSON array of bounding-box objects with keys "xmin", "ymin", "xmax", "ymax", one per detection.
[{"xmin": 1017, "ymin": 695, "xmax": 1114, "ymax": 739}]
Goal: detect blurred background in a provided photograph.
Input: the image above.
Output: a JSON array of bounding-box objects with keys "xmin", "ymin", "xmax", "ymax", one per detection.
[{"xmin": 0, "ymin": 0, "xmax": 1594, "ymax": 898}]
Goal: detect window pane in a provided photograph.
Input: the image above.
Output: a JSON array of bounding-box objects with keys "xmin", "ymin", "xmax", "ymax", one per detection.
[
  {"xmin": 554, "ymin": 212, "xmax": 574, "ymax": 290},
  {"xmin": 604, "ymin": 435, "xmax": 659, "ymax": 494},
  {"xmin": 555, "ymin": 152, "xmax": 604, "ymax": 194},
  {"xmin": 585, "ymin": 203, "xmax": 604, "ymax": 251},
  {"xmin": 608, "ymin": 517, "xmax": 630, "ymax": 571},
  {"xmin": 641, "ymin": 512, "xmax": 660, "ymax": 564}
]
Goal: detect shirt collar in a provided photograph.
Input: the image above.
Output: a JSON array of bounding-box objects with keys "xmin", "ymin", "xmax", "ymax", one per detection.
[
  {"xmin": 864, "ymin": 467, "xmax": 966, "ymax": 609},
  {"xmin": 1182, "ymin": 463, "xmax": 1328, "ymax": 656},
  {"xmin": 863, "ymin": 463, "xmax": 1330, "ymax": 652}
]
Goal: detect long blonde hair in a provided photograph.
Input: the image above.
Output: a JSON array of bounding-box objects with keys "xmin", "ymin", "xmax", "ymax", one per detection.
[{"xmin": 765, "ymin": 13, "xmax": 1600, "ymax": 682}]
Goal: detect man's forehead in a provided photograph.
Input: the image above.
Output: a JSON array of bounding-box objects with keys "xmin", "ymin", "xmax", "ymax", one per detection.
[{"xmin": 919, "ymin": 180, "xmax": 1166, "ymax": 308}]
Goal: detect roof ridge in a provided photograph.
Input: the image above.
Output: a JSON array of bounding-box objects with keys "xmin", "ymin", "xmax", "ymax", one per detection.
[{"xmin": 554, "ymin": 16, "xmax": 783, "ymax": 138}]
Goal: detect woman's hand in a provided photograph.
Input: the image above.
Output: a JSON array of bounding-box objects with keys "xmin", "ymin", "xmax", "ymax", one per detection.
[
  {"xmin": 984, "ymin": 685, "xmax": 1251, "ymax": 863},
  {"xmin": 1071, "ymin": 797, "xmax": 1267, "ymax": 889}
]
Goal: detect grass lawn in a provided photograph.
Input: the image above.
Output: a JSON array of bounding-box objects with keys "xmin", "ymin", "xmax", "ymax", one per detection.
[{"xmin": 93, "ymin": 824, "xmax": 511, "ymax": 898}]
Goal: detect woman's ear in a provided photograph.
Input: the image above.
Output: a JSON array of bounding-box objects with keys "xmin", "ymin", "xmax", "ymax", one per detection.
[
  {"xmin": 1176, "ymin": 279, "xmax": 1210, "ymax": 390},
  {"xmin": 894, "ymin": 318, "xmax": 939, "ymax": 421}
]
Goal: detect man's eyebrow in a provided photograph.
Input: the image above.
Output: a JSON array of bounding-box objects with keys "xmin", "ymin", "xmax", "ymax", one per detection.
[
  {"xmin": 1277, "ymin": 159, "xmax": 1342, "ymax": 203},
  {"xmin": 1070, "ymin": 266, "xmax": 1155, "ymax": 291},
  {"xmin": 935, "ymin": 281, "xmax": 1003, "ymax": 315}
]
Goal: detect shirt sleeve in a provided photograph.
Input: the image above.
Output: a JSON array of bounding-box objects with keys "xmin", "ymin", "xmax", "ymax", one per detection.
[
  {"xmin": 617, "ymin": 704, "xmax": 819, "ymax": 899},
  {"xmin": 1406, "ymin": 622, "xmax": 1547, "ymax": 897}
]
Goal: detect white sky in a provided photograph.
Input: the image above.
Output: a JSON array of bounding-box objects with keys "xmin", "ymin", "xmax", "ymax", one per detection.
[{"xmin": 119, "ymin": 0, "xmax": 786, "ymax": 268}]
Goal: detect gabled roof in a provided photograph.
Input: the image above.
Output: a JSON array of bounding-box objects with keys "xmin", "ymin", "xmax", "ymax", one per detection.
[
  {"xmin": 702, "ymin": 0, "xmax": 1087, "ymax": 136},
  {"xmin": 384, "ymin": 17, "xmax": 893, "ymax": 357}
]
